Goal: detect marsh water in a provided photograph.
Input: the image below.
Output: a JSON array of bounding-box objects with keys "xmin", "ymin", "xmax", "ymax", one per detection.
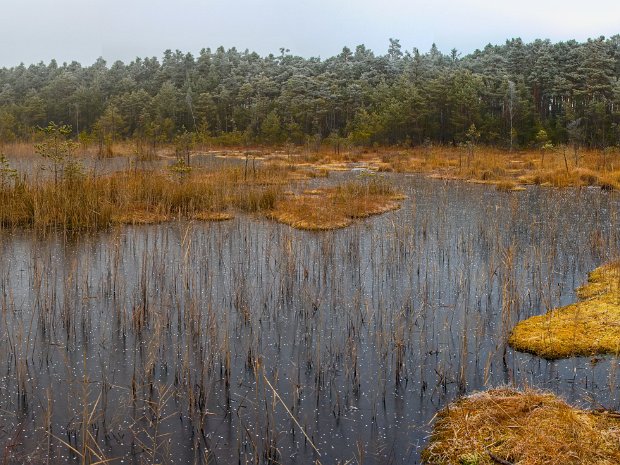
[{"xmin": 0, "ymin": 174, "xmax": 619, "ymax": 464}]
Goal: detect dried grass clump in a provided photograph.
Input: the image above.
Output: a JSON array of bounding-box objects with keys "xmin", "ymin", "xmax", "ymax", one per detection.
[
  {"xmin": 495, "ymin": 180, "xmax": 525, "ymax": 192},
  {"xmin": 111, "ymin": 208, "xmax": 169, "ymax": 225},
  {"xmin": 190, "ymin": 211, "xmax": 234, "ymax": 221},
  {"xmin": 0, "ymin": 165, "xmax": 295, "ymax": 231},
  {"xmin": 269, "ymin": 178, "xmax": 404, "ymax": 230},
  {"xmin": 422, "ymin": 387, "xmax": 620, "ymax": 465},
  {"xmin": 509, "ymin": 261, "xmax": 620, "ymax": 358}
]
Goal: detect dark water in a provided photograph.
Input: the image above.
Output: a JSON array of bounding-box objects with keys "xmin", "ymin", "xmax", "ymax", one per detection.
[{"xmin": 0, "ymin": 175, "xmax": 618, "ymax": 464}]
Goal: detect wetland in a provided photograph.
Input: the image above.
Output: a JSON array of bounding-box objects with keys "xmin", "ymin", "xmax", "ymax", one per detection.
[{"xmin": 0, "ymin": 155, "xmax": 619, "ymax": 464}]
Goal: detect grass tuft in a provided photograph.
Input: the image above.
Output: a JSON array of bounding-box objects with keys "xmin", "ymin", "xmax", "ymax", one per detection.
[
  {"xmin": 422, "ymin": 387, "xmax": 620, "ymax": 465},
  {"xmin": 268, "ymin": 178, "xmax": 404, "ymax": 230}
]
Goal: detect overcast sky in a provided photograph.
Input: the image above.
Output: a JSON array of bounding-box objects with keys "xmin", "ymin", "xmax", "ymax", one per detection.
[{"xmin": 0, "ymin": 0, "xmax": 618, "ymax": 67}]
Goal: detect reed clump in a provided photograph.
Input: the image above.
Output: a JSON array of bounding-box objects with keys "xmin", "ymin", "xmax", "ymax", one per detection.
[
  {"xmin": 422, "ymin": 387, "xmax": 620, "ymax": 465},
  {"xmin": 268, "ymin": 177, "xmax": 405, "ymax": 230},
  {"xmin": 0, "ymin": 163, "xmax": 405, "ymax": 231},
  {"xmin": 495, "ymin": 180, "xmax": 524, "ymax": 192},
  {"xmin": 509, "ymin": 261, "xmax": 620, "ymax": 358},
  {"xmin": 0, "ymin": 165, "xmax": 291, "ymax": 231}
]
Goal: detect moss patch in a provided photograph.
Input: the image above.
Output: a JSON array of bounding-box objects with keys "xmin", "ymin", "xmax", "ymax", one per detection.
[{"xmin": 509, "ymin": 262, "xmax": 620, "ymax": 359}]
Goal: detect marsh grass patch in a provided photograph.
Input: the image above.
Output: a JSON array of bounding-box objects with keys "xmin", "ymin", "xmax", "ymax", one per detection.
[
  {"xmin": 422, "ymin": 387, "xmax": 620, "ymax": 465},
  {"xmin": 268, "ymin": 178, "xmax": 405, "ymax": 230}
]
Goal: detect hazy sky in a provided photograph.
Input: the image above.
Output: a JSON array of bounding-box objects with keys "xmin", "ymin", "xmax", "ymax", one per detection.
[{"xmin": 0, "ymin": 0, "xmax": 619, "ymax": 67}]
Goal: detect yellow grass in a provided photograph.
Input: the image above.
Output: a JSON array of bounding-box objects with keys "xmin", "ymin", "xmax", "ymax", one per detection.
[
  {"xmin": 494, "ymin": 180, "xmax": 526, "ymax": 192},
  {"xmin": 6, "ymin": 141, "xmax": 618, "ymax": 189},
  {"xmin": 422, "ymin": 387, "xmax": 620, "ymax": 465},
  {"xmin": 509, "ymin": 262, "xmax": 620, "ymax": 359},
  {"xmin": 269, "ymin": 179, "xmax": 405, "ymax": 230},
  {"xmin": 111, "ymin": 208, "xmax": 170, "ymax": 225}
]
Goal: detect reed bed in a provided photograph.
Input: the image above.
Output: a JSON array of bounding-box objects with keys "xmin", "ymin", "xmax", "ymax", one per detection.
[
  {"xmin": 0, "ymin": 154, "xmax": 406, "ymax": 232},
  {"xmin": 279, "ymin": 145, "xmax": 620, "ymax": 190},
  {"xmin": 5, "ymin": 141, "xmax": 620, "ymax": 190},
  {"xmin": 0, "ymin": 166, "xmax": 293, "ymax": 231}
]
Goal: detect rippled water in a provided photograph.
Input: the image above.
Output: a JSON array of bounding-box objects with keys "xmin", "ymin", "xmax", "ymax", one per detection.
[{"xmin": 0, "ymin": 175, "xmax": 618, "ymax": 464}]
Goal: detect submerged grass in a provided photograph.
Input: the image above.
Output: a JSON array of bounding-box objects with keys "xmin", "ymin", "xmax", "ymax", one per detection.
[
  {"xmin": 268, "ymin": 177, "xmax": 405, "ymax": 230},
  {"xmin": 509, "ymin": 261, "xmax": 620, "ymax": 358},
  {"xmin": 422, "ymin": 387, "xmax": 620, "ymax": 465}
]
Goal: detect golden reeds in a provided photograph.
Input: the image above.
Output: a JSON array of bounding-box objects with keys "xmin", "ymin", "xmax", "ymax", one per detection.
[
  {"xmin": 0, "ymin": 161, "xmax": 404, "ymax": 232},
  {"xmin": 0, "ymin": 166, "xmax": 287, "ymax": 231},
  {"xmin": 286, "ymin": 145, "xmax": 620, "ymax": 190}
]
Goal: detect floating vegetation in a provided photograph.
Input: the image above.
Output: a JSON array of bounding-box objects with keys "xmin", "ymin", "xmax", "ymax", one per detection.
[
  {"xmin": 269, "ymin": 177, "xmax": 405, "ymax": 230},
  {"xmin": 509, "ymin": 261, "xmax": 620, "ymax": 359},
  {"xmin": 422, "ymin": 388, "xmax": 620, "ymax": 465}
]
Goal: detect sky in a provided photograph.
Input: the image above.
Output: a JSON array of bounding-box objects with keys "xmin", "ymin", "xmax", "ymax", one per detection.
[{"xmin": 0, "ymin": 0, "xmax": 619, "ymax": 68}]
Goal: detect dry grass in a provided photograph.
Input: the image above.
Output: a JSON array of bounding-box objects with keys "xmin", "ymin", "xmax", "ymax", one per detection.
[
  {"xmin": 422, "ymin": 387, "xmax": 620, "ymax": 465},
  {"xmin": 268, "ymin": 178, "xmax": 405, "ymax": 230},
  {"xmin": 111, "ymin": 208, "xmax": 170, "ymax": 225},
  {"xmin": 495, "ymin": 180, "xmax": 526, "ymax": 192},
  {"xmin": 509, "ymin": 261, "xmax": 620, "ymax": 359},
  {"xmin": 0, "ymin": 166, "xmax": 289, "ymax": 231},
  {"xmin": 190, "ymin": 211, "xmax": 234, "ymax": 221},
  {"xmin": 285, "ymin": 146, "xmax": 620, "ymax": 190},
  {"xmin": 0, "ymin": 160, "xmax": 403, "ymax": 231},
  {"xmin": 7, "ymin": 141, "xmax": 619, "ymax": 189}
]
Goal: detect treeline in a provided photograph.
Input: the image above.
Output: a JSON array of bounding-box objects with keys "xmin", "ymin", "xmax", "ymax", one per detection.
[{"xmin": 0, "ymin": 36, "xmax": 619, "ymax": 149}]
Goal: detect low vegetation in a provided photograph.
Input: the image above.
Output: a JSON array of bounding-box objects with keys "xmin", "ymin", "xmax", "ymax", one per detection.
[
  {"xmin": 422, "ymin": 387, "xmax": 620, "ymax": 465},
  {"xmin": 509, "ymin": 261, "xmax": 620, "ymax": 359},
  {"xmin": 289, "ymin": 145, "xmax": 620, "ymax": 190},
  {"xmin": 269, "ymin": 178, "xmax": 405, "ymax": 230},
  {"xmin": 0, "ymin": 152, "xmax": 405, "ymax": 231},
  {"xmin": 0, "ymin": 166, "xmax": 286, "ymax": 230}
]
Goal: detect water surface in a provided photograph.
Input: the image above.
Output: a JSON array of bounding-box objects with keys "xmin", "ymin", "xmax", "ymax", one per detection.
[{"xmin": 0, "ymin": 175, "xmax": 618, "ymax": 464}]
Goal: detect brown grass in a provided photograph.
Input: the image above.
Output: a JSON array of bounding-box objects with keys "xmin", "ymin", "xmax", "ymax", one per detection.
[
  {"xmin": 422, "ymin": 387, "xmax": 620, "ymax": 465},
  {"xmin": 6, "ymin": 141, "xmax": 619, "ymax": 189},
  {"xmin": 0, "ymin": 160, "xmax": 403, "ymax": 231},
  {"xmin": 495, "ymin": 180, "xmax": 526, "ymax": 192},
  {"xmin": 282, "ymin": 146, "xmax": 620, "ymax": 190},
  {"xmin": 190, "ymin": 211, "xmax": 234, "ymax": 221},
  {"xmin": 268, "ymin": 178, "xmax": 405, "ymax": 230},
  {"xmin": 0, "ymin": 166, "xmax": 290, "ymax": 231},
  {"xmin": 509, "ymin": 261, "xmax": 620, "ymax": 359},
  {"xmin": 111, "ymin": 209, "xmax": 170, "ymax": 225}
]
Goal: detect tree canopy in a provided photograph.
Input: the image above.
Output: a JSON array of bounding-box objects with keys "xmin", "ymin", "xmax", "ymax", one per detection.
[{"xmin": 0, "ymin": 36, "xmax": 619, "ymax": 148}]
